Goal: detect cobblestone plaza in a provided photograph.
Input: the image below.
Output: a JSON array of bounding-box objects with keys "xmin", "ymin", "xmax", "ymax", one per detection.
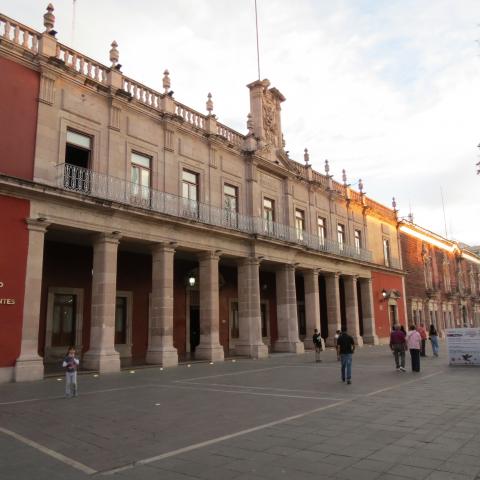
[{"xmin": 1, "ymin": 345, "xmax": 480, "ymax": 480}]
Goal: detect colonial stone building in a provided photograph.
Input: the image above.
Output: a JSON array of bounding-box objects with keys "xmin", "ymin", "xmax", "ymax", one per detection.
[
  {"xmin": 0, "ymin": 5, "xmax": 406, "ymax": 383},
  {"xmin": 400, "ymin": 221, "xmax": 480, "ymax": 333}
]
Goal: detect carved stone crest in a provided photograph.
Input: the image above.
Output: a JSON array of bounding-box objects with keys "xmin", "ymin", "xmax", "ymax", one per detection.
[{"xmin": 263, "ymin": 90, "xmax": 278, "ymax": 148}]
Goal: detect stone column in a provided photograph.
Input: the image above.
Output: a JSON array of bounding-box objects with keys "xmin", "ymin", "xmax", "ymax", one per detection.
[
  {"xmin": 275, "ymin": 264, "xmax": 304, "ymax": 353},
  {"xmin": 359, "ymin": 278, "xmax": 379, "ymax": 345},
  {"xmin": 195, "ymin": 251, "xmax": 224, "ymax": 361},
  {"xmin": 235, "ymin": 257, "xmax": 269, "ymax": 358},
  {"xmin": 14, "ymin": 219, "xmax": 50, "ymax": 382},
  {"xmin": 146, "ymin": 243, "xmax": 178, "ymax": 367},
  {"xmin": 344, "ymin": 275, "xmax": 363, "ymax": 346},
  {"xmin": 325, "ymin": 272, "xmax": 342, "ymax": 347},
  {"xmin": 83, "ymin": 233, "xmax": 121, "ymax": 373},
  {"xmin": 303, "ymin": 269, "xmax": 320, "ymax": 349}
]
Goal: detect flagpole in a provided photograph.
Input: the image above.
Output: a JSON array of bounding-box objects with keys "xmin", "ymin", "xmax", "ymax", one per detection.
[{"xmin": 254, "ymin": 0, "xmax": 261, "ymax": 80}]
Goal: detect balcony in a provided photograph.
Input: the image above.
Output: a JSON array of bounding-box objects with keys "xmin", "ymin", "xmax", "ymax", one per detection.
[{"xmin": 57, "ymin": 164, "xmax": 373, "ymax": 263}]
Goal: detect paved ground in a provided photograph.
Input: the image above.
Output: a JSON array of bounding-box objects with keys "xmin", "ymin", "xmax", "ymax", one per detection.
[{"xmin": 1, "ymin": 343, "xmax": 480, "ymax": 480}]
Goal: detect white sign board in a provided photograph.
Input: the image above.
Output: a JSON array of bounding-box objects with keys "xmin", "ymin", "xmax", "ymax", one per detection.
[{"xmin": 446, "ymin": 328, "xmax": 480, "ymax": 366}]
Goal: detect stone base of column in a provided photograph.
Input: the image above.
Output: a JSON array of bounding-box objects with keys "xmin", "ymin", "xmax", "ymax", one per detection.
[
  {"xmin": 352, "ymin": 335, "xmax": 364, "ymax": 346},
  {"xmin": 195, "ymin": 344, "xmax": 224, "ymax": 362},
  {"xmin": 274, "ymin": 340, "xmax": 305, "ymax": 354},
  {"xmin": 303, "ymin": 339, "xmax": 315, "ymax": 350},
  {"xmin": 234, "ymin": 343, "xmax": 269, "ymax": 359},
  {"xmin": 83, "ymin": 351, "xmax": 120, "ymax": 373},
  {"xmin": 363, "ymin": 334, "xmax": 379, "ymax": 345},
  {"xmin": 146, "ymin": 347, "xmax": 178, "ymax": 367},
  {"xmin": 14, "ymin": 357, "xmax": 44, "ymax": 382},
  {"xmin": 326, "ymin": 336, "xmax": 338, "ymax": 347}
]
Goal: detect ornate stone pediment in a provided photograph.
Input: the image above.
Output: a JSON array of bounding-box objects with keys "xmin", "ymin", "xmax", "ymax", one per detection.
[{"xmin": 247, "ymin": 79, "xmax": 286, "ymax": 163}]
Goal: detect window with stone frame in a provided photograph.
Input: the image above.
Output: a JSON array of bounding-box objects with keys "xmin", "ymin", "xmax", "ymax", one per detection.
[
  {"xmin": 182, "ymin": 169, "xmax": 199, "ymax": 219},
  {"xmin": 422, "ymin": 245, "xmax": 433, "ymax": 290},
  {"xmin": 337, "ymin": 224, "xmax": 345, "ymax": 251},
  {"xmin": 295, "ymin": 209, "xmax": 305, "ymax": 241},
  {"xmin": 383, "ymin": 238, "xmax": 390, "ymax": 267},
  {"xmin": 443, "ymin": 255, "xmax": 451, "ymax": 293},
  {"xmin": 317, "ymin": 217, "xmax": 327, "ymax": 247},
  {"xmin": 64, "ymin": 130, "xmax": 92, "ymax": 192},
  {"xmin": 131, "ymin": 152, "xmax": 151, "ymax": 204},
  {"xmin": 354, "ymin": 229, "xmax": 362, "ymax": 254},
  {"xmin": 223, "ymin": 184, "xmax": 238, "ymax": 227},
  {"xmin": 469, "ymin": 267, "xmax": 476, "ymax": 296}
]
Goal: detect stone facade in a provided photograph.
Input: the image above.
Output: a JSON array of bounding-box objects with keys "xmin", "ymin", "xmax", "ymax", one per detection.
[
  {"xmin": 400, "ymin": 221, "xmax": 480, "ymax": 334},
  {"xmin": 0, "ymin": 6, "xmax": 407, "ymax": 382}
]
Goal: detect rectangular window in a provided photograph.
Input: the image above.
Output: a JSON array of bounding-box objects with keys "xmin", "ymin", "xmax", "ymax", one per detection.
[
  {"xmin": 354, "ymin": 229, "xmax": 362, "ymax": 253},
  {"xmin": 223, "ymin": 184, "xmax": 238, "ymax": 227},
  {"xmin": 383, "ymin": 239, "xmax": 391, "ymax": 267},
  {"xmin": 317, "ymin": 217, "xmax": 326, "ymax": 247},
  {"xmin": 263, "ymin": 198, "xmax": 275, "ymax": 235},
  {"xmin": 182, "ymin": 169, "xmax": 199, "ymax": 218},
  {"xmin": 52, "ymin": 294, "xmax": 76, "ymax": 347},
  {"xmin": 337, "ymin": 224, "xmax": 345, "ymax": 251},
  {"xmin": 295, "ymin": 209, "xmax": 305, "ymax": 241},
  {"xmin": 64, "ymin": 130, "xmax": 92, "ymax": 192},
  {"xmin": 115, "ymin": 296, "xmax": 127, "ymax": 345},
  {"xmin": 131, "ymin": 152, "xmax": 151, "ymax": 205}
]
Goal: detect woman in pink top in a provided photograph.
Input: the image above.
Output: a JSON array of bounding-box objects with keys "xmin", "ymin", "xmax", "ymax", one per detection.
[{"xmin": 406, "ymin": 325, "xmax": 421, "ymax": 372}]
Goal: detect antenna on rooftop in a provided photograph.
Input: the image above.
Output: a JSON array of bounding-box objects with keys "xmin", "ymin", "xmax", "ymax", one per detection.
[
  {"xmin": 254, "ymin": 0, "xmax": 261, "ymax": 80},
  {"xmin": 71, "ymin": 0, "xmax": 77, "ymax": 47},
  {"xmin": 440, "ymin": 186, "xmax": 448, "ymax": 239}
]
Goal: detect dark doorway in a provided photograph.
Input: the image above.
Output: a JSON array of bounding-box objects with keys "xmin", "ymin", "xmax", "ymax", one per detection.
[
  {"xmin": 357, "ymin": 281, "xmax": 364, "ymax": 336},
  {"xmin": 190, "ymin": 306, "xmax": 200, "ymax": 353},
  {"xmin": 52, "ymin": 293, "xmax": 76, "ymax": 347},
  {"xmin": 297, "ymin": 303, "xmax": 306, "ymax": 339},
  {"xmin": 319, "ymin": 275, "xmax": 328, "ymax": 340},
  {"xmin": 339, "ymin": 277, "xmax": 347, "ymax": 331}
]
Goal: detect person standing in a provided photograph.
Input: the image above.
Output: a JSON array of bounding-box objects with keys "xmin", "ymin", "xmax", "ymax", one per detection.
[
  {"xmin": 62, "ymin": 346, "xmax": 79, "ymax": 398},
  {"xmin": 389, "ymin": 324, "xmax": 407, "ymax": 371},
  {"xmin": 312, "ymin": 329, "xmax": 323, "ymax": 362},
  {"xmin": 336, "ymin": 327, "xmax": 355, "ymax": 384},
  {"xmin": 406, "ymin": 325, "xmax": 421, "ymax": 372},
  {"xmin": 429, "ymin": 324, "xmax": 439, "ymax": 357},
  {"xmin": 417, "ymin": 323, "xmax": 427, "ymax": 357}
]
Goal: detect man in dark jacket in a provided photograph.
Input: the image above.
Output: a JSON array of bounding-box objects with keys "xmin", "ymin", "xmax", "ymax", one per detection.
[
  {"xmin": 336, "ymin": 327, "xmax": 355, "ymax": 384},
  {"xmin": 390, "ymin": 324, "xmax": 407, "ymax": 371}
]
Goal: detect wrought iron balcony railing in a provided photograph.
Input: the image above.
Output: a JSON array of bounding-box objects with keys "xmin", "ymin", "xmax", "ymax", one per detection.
[{"xmin": 57, "ymin": 164, "xmax": 376, "ymax": 263}]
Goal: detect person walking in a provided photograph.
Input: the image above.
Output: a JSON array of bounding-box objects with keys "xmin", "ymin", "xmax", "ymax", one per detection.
[
  {"xmin": 417, "ymin": 323, "xmax": 427, "ymax": 357},
  {"xmin": 62, "ymin": 346, "xmax": 79, "ymax": 398},
  {"xmin": 312, "ymin": 328, "xmax": 323, "ymax": 362},
  {"xmin": 336, "ymin": 327, "xmax": 355, "ymax": 384},
  {"xmin": 429, "ymin": 324, "xmax": 439, "ymax": 357},
  {"xmin": 406, "ymin": 325, "xmax": 421, "ymax": 372},
  {"xmin": 389, "ymin": 324, "xmax": 407, "ymax": 371}
]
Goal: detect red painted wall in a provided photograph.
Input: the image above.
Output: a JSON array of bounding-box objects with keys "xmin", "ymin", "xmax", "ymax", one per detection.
[
  {"xmin": 40, "ymin": 242, "xmax": 93, "ymax": 356},
  {"xmin": 0, "ymin": 195, "xmax": 29, "ymax": 367},
  {"xmin": 371, "ymin": 271, "xmax": 406, "ymax": 339},
  {"xmin": 117, "ymin": 251, "xmax": 151, "ymax": 359},
  {"xmin": 0, "ymin": 57, "xmax": 39, "ymax": 180}
]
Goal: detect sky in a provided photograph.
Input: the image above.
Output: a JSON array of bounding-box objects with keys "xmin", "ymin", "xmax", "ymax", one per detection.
[{"xmin": 2, "ymin": 0, "xmax": 479, "ymax": 245}]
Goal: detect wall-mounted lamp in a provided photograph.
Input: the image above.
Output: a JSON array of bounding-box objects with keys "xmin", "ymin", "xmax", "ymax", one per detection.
[
  {"xmin": 188, "ymin": 275, "xmax": 196, "ymax": 288},
  {"xmin": 381, "ymin": 289, "xmax": 387, "ymax": 300}
]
